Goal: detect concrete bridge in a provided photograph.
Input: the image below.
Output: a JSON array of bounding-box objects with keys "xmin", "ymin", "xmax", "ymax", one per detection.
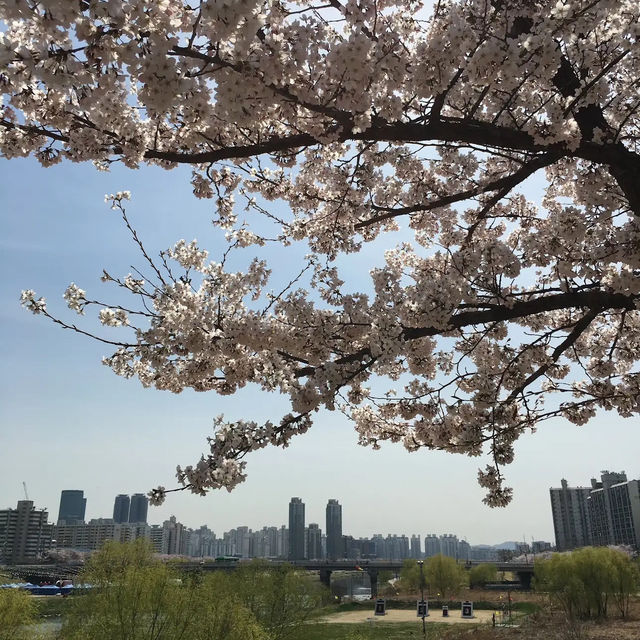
[
  {"xmin": 185, "ymin": 559, "xmax": 536, "ymax": 593},
  {"xmin": 2, "ymin": 559, "xmax": 536, "ymax": 592},
  {"xmin": 0, "ymin": 563, "xmax": 83, "ymax": 584}
]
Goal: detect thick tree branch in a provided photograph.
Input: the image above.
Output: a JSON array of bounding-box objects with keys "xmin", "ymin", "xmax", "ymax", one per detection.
[
  {"xmin": 356, "ymin": 152, "xmax": 559, "ymax": 228},
  {"xmin": 292, "ymin": 290, "xmax": 636, "ymax": 378},
  {"xmin": 504, "ymin": 309, "xmax": 600, "ymax": 402},
  {"xmin": 403, "ymin": 290, "xmax": 636, "ymax": 340}
]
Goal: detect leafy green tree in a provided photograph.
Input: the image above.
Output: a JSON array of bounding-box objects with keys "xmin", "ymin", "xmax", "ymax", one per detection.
[
  {"xmin": 425, "ymin": 555, "xmax": 467, "ymax": 599},
  {"xmin": 535, "ymin": 547, "xmax": 639, "ymax": 620},
  {"xmin": 227, "ymin": 560, "xmax": 324, "ymax": 640},
  {"xmin": 80, "ymin": 538, "xmax": 156, "ymax": 582},
  {"xmin": 190, "ymin": 576, "xmax": 268, "ymax": 640},
  {"xmin": 64, "ymin": 541, "xmax": 265, "ymax": 640},
  {"xmin": 0, "ymin": 589, "xmax": 37, "ymax": 640},
  {"xmin": 469, "ymin": 563, "xmax": 498, "ymax": 588},
  {"xmin": 608, "ymin": 550, "xmax": 639, "ymax": 618},
  {"xmin": 535, "ymin": 553, "xmax": 584, "ymax": 618},
  {"xmin": 399, "ymin": 559, "xmax": 422, "ymax": 594}
]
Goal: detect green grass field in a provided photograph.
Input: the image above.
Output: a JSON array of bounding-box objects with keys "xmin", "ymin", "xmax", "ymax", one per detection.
[{"xmin": 292, "ymin": 622, "xmax": 455, "ymax": 640}]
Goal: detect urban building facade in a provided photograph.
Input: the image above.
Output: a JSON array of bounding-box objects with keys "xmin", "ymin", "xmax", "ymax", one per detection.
[
  {"xmin": 440, "ymin": 534, "xmax": 459, "ymax": 559},
  {"xmin": 424, "ymin": 534, "xmax": 440, "ymax": 558},
  {"xmin": 366, "ymin": 534, "xmax": 411, "ymax": 560},
  {"xmin": 0, "ymin": 501, "xmax": 53, "ymax": 563},
  {"xmin": 288, "ymin": 497, "xmax": 305, "ymax": 560},
  {"xmin": 551, "ymin": 471, "xmax": 640, "ymax": 551},
  {"xmin": 326, "ymin": 499, "xmax": 342, "ymax": 560},
  {"xmin": 458, "ymin": 539, "xmax": 471, "ymax": 561},
  {"xmin": 161, "ymin": 516, "xmax": 186, "ymax": 555},
  {"xmin": 532, "ymin": 540, "xmax": 552, "ymax": 553},
  {"xmin": 588, "ymin": 471, "xmax": 629, "ymax": 546},
  {"xmin": 277, "ymin": 525, "xmax": 288, "ymax": 558},
  {"xmin": 410, "ymin": 534, "xmax": 421, "ymax": 558},
  {"xmin": 54, "ymin": 519, "xmax": 151, "ymax": 551},
  {"xmin": 57, "ymin": 490, "xmax": 86, "ymax": 525},
  {"xmin": 112, "ymin": 494, "xmax": 130, "ymax": 524},
  {"xmin": 549, "ymin": 479, "xmax": 593, "ymax": 550},
  {"xmin": 128, "ymin": 493, "xmax": 149, "ymax": 523},
  {"xmin": 307, "ymin": 523, "xmax": 322, "ymax": 560},
  {"xmin": 469, "ymin": 545, "xmax": 498, "ymax": 561},
  {"xmin": 608, "ymin": 480, "xmax": 640, "ymax": 548}
]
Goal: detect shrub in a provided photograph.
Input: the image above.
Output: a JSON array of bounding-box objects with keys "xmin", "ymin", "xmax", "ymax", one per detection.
[
  {"xmin": 535, "ymin": 547, "xmax": 639, "ymax": 619},
  {"xmin": 226, "ymin": 559, "xmax": 325, "ymax": 640},
  {"xmin": 64, "ymin": 541, "xmax": 266, "ymax": 640},
  {"xmin": 469, "ymin": 563, "xmax": 498, "ymax": 588},
  {"xmin": 0, "ymin": 589, "xmax": 37, "ymax": 640},
  {"xmin": 425, "ymin": 555, "xmax": 467, "ymax": 599}
]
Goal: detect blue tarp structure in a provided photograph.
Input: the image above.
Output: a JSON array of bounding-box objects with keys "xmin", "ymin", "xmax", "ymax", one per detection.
[{"xmin": 0, "ymin": 583, "xmax": 73, "ymax": 595}]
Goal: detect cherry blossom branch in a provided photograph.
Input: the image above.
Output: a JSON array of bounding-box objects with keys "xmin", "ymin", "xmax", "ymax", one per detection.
[
  {"xmin": 504, "ymin": 309, "xmax": 600, "ymax": 403},
  {"xmin": 403, "ymin": 290, "xmax": 637, "ymax": 340},
  {"xmin": 356, "ymin": 152, "xmax": 558, "ymax": 228}
]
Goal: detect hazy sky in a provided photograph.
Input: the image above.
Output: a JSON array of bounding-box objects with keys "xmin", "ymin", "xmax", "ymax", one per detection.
[{"xmin": 1, "ymin": 154, "xmax": 638, "ymax": 547}]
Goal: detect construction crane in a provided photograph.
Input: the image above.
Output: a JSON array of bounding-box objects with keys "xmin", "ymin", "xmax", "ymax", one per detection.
[{"xmin": 22, "ymin": 482, "xmax": 29, "ymax": 501}]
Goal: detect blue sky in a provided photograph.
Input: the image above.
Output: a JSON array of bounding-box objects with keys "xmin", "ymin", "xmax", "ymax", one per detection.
[{"xmin": 1, "ymin": 154, "xmax": 638, "ymax": 545}]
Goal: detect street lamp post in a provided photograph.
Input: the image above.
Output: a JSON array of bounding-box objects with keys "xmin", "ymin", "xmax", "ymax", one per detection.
[{"xmin": 417, "ymin": 560, "xmax": 426, "ymax": 638}]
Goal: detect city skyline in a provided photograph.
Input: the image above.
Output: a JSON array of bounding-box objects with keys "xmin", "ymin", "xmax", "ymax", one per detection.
[
  {"xmin": 0, "ymin": 487, "xmax": 579, "ymax": 551},
  {"xmin": 5, "ymin": 464, "xmax": 640, "ymax": 545},
  {"xmin": 1, "ymin": 495, "xmax": 553, "ymax": 564},
  {"xmin": 2, "ymin": 157, "xmax": 639, "ymax": 545}
]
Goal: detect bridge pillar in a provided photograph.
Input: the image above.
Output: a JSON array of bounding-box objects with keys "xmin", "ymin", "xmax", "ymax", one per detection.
[
  {"xmin": 319, "ymin": 568, "xmax": 332, "ymax": 590},
  {"xmin": 516, "ymin": 571, "xmax": 532, "ymax": 590},
  {"xmin": 367, "ymin": 568, "xmax": 378, "ymax": 598}
]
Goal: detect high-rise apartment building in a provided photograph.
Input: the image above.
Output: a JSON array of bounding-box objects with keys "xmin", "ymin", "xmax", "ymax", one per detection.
[
  {"xmin": 372, "ymin": 534, "xmax": 385, "ymax": 558},
  {"xmin": 440, "ymin": 534, "xmax": 459, "ymax": 559},
  {"xmin": 0, "ymin": 500, "xmax": 53, "ymax": 562},
  {"xmin": 307, "ymin": 523, "xmax": 322, "ymax": 559},
  {"xmin": 549, "ymin": 478, "xmax": 593, "ymax": 550},
  {"xmin": 588, "ymin": 471, "xmax": 640, "ymax": 548},
  {"xmin": 162, "ymin": 516, "xmax": 186, "ymax": 555},
  {"xmin": 188, "ymin": 525, "xmax": 217, "ymax": 558},
  {"xmin": 54, "ymin": 520, "xmax": 151, "ymax": 552},
  {"xmin": 113, "ymin": 494, "xmax": 130, "ymax": 524},
  {"xmin": 588, "ymin": 471, "xmax": 628, "ymax": 546},
  {"xmin": 326, "ymin": 499, "xmax": 342, "ymax": 560},
  {"xmin": 410, "ymin": 534, "xmax": 422, "ymax": 559},
  {"xmin": 424, "ymin": 534, "xmax": 440, "ymax": 558},
  {"xmin": 288, "ymin": 497, "xmax": 305, "ymax": 560},
  {"xmin": 262, "ymin": 526, "xmax": 279, "ymax": 558},
  {"xmin": 458, "ymin": 539, "xmax": 471, "ymax": 561},
  {"xmin": 129, "ymin": 493, "xmax": 149, "ymax": 523},
  {"xmin": 277, "ymin": 525, "xmax": 288, "ymax": 559},
  {"xmin": 371, "ymin": 534, "xmax": 410, "ymax": 560},
  {"xmin": 57, "ymin": 490, "xmax": 86, "ymax": 525},
  {"xmin": 551, "ymin": 471, "xmax": 640, "ymax": 551},
  {"xmin": 532, "ymin": 540, "xmax": 552, "ymax": 554},
  {"xmin": 150, "ymin": 525, "xmax": 164, "ymax": 553},
  {"xmin": 609, "ymin": 480, "xmax": 640, "ymax": 548}
]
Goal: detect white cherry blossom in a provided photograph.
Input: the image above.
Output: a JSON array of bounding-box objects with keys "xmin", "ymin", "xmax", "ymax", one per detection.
[{"xmin": 4, "ymin": 0, "xmax": 640, "ymax": 506}]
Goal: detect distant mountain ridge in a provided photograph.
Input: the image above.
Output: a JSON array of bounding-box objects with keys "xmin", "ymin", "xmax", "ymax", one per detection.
[
  {"xmin": 472, "ymin": 541, "xmax": 519, "ymax": 550},
  {"xmin": 492, "ymin": 541, "xmax": 519, "ymax": 550}
]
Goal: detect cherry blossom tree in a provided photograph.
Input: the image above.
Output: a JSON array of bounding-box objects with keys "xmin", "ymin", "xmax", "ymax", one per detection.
[{"xmin": 2, "ymin": 0, "xmax": 639, "ymax": 506}]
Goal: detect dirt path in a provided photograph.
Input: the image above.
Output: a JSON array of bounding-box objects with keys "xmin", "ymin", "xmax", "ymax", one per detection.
[{"xmin": 321, "ymin": 609, "xmax": 495, "ymax": 624}]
